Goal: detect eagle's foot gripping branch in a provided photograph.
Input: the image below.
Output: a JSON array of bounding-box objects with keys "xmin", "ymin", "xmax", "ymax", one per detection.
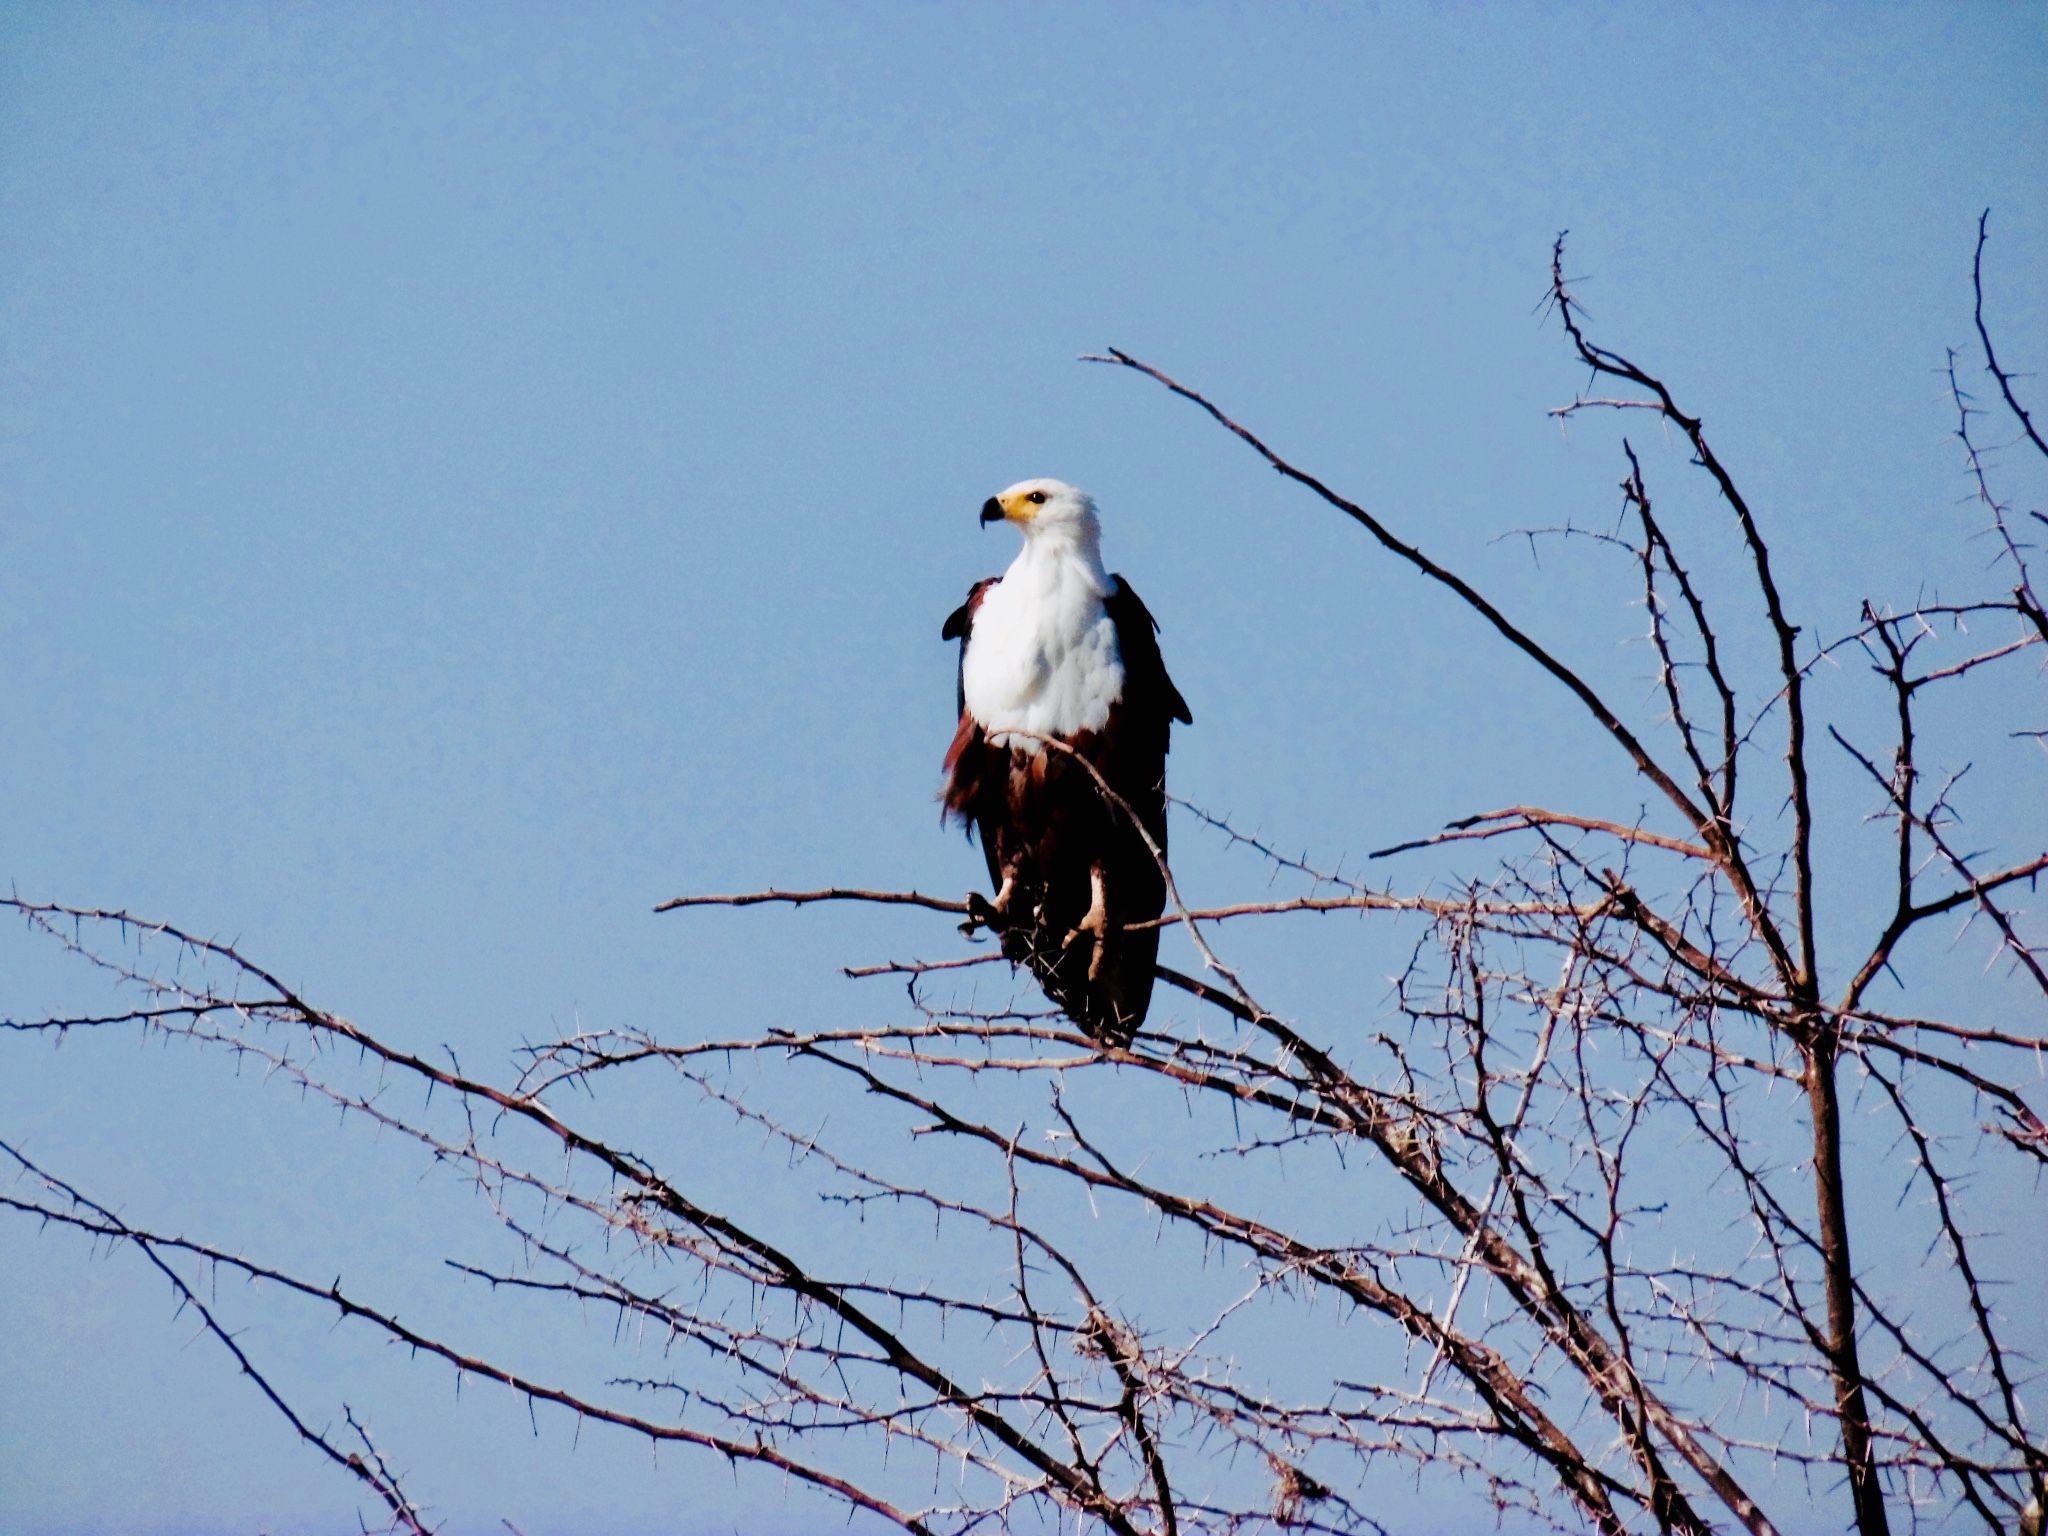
[
  {"xmin": 959, "ymin": 873, "xmax": 1018, "ymax": 939},
  {"xmin": 1063, "ymin": 867, "xmax": 1113, "ymax": 984},
  {"xmin": 959, "ymin": 892, "xmax": 1000, "ymax": 938}
]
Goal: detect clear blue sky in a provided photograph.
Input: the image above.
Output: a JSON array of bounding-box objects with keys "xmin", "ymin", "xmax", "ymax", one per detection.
[{"xmin": 1, "ymin": 4, "xmax": 2041, "ymax": 1534}]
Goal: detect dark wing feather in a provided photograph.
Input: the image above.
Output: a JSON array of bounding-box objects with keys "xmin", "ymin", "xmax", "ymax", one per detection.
[
  {"xmin": 1106, "ymin": 575, "xmax": 1191, "ymax": 726},
  {"xmin": 1065, "ymin": 574, "xmax": 1187, "ymax": 1044}
]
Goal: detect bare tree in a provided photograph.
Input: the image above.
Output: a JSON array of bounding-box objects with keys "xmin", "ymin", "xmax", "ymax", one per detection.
[{"xmin": 5, "ymin": 223, "xmax": 2043, "ymax": 1536}]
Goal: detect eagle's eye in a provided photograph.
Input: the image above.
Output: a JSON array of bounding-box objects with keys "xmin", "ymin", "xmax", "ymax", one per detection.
[{"xmin": 1027, "ymin": 490, "xmax": 1047, "ymax": 505}]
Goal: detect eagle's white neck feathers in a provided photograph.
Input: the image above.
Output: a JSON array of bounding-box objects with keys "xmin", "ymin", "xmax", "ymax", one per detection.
[{"xmin": 962, "ymin": 482, "xmax": 1125, "ymax": 748}]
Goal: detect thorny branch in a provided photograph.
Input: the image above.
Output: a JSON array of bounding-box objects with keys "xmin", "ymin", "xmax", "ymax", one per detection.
[{"xmin": 6, "ymin": 232, "xmax": 2043, "ymax": 1536}]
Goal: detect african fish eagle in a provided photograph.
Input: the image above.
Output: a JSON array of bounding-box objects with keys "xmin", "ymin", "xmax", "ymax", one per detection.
[{"xmin": 941, "ymin": 479, "xmax": 1191, "ymax": 1045}]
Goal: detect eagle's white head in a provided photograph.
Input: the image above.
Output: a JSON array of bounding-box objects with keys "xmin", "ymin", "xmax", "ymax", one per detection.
[
  {"xmin": 963, "ymin": 476, "xmax": 1121, "ymax": 742},
  {"xmin": 980, "ymin": 478, "xmax": 1101, "ymax": 547}
]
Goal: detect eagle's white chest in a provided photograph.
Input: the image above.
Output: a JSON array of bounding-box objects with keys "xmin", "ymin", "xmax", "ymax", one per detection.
[{"xmin": 962, "ymin": 540, "xmax": 1125, "ymax": 747}]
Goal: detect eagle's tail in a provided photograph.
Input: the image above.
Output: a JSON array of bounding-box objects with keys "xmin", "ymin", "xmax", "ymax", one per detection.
[
  {"xmin": 1011, "ymin": 908, "xmax": 1156, "ymax": 1049},
  {"xmin": 1091, "ymin": 923, "xmax": 1158, "ymax": 1048}
]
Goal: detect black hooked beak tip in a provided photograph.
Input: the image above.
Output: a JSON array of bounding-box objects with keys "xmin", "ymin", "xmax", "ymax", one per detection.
[{"xmin": 979, "ymin": 496, "xmax": 1004, "ymax": 526}]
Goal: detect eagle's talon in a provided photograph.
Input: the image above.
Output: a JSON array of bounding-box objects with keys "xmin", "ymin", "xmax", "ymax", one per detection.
[
  {"xmin": 962, "ymin": 891, "xmax": 1002, "ymax": 937},
  {"xmin": 1064, "ymin": 907, "xmax": 1113, "ymax": 982},
  {"xmin": 1065, "ymin": 864, "xmax": 1114, "ymax": 981},
  {"xmin": 1068, "ymin": 865, "xmax": 1109, "ymax": 938},
  {"xmin": 1062, "ymin": 912, "xmax": 1108, "ymax": 951}
]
